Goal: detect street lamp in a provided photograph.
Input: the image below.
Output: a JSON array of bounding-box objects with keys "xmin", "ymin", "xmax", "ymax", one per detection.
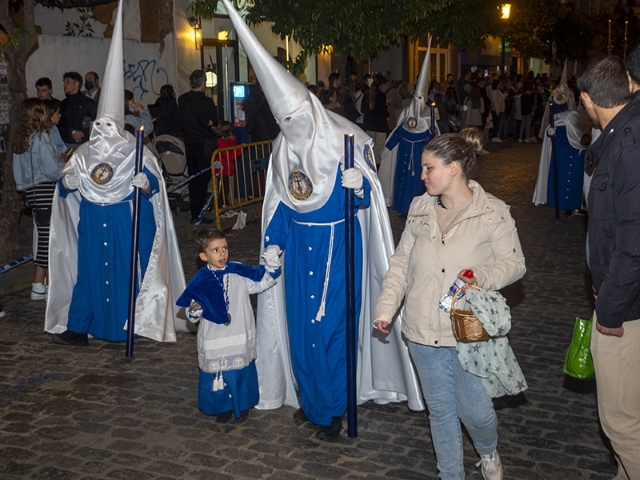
[
  {"xmin": 188, "ymin": 16, "xmax": 202, "ymax": 50},
  {"xmin": 501, "ymin": 4, "xmax": 511, "ymax": 77}
]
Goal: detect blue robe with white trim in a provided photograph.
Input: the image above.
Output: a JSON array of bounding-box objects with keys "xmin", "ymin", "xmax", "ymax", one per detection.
[
  {"xmin": 385, "ymin": 126, "xmax": 432, "ymax": 215},
  {"xmin": 61, "ymin": 167, "xmax": 159, "ymax": 342},
  {"xmin": 263, "ymin": 168, "xmax": 371, "ymax": 426}
]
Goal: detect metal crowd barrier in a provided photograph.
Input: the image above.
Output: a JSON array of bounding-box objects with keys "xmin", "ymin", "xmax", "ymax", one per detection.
[{"xmin": 209, "ymin": 140, "xmax": 273, "ymax": 230}]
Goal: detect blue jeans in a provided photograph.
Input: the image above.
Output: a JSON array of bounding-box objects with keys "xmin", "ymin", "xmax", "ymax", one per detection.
[{"xmin": 408, "ymin": 342, "xmax": 498, "ymax": 480}]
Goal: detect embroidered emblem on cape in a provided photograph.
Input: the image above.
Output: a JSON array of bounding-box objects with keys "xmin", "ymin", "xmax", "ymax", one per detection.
[
  {"xmin": 407, "ymin": 117, "xmax": 418, "ymax": 130},
  {"xmin": 288, "ymin": 170, "xmax": 313, "ymax": 200},
  {"xmin": 91, "ymin": 163, "xmax": 114, "ymax": 185},
  {"xmin": 363, "ymin": 144, "xmax": 376, "ymax": 172}
]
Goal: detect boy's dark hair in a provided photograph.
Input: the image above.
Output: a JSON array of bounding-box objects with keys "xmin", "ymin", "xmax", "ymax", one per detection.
[
  {"xmin": 626, "ymin": 40, "xmax": 640, "ymax": 85},
  {"xmin": 36, "ymin": 77, "xmax": 52, "ymax": 88},
  {"xmin": 328, "ymin": 72, "xmax": 340, "ymax": 87},
  {"xmin": 196, "ymin": 228, "xmax": 226, "ymax": 253},
  {"xmin": 63, "ymin": 71, "xmax": 83, "ymax": 84},
  {"xmin": 578, "ymin": 54, "xmax": 630, "ymax": 108}
]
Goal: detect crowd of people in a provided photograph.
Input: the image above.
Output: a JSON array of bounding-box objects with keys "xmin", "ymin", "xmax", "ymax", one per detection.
[{"xmin": 7, "ymin": 6, "xmax": 640, "ymax": 476}]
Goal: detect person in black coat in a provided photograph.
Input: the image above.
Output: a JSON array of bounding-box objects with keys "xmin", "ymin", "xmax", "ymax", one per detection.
[
  {"xmin": 148, "ymin": 84, "xmax": 181, "ymax": 137},
  {"xmin": 244, "ymin": 91, "xmax": 279, "ymax": 142},
  {"xmin": 178, "ymin": 70, "xmax": 219, "ymax": 223},
  {"xmin": 59, "ymin": 71, "xmax": 96, "ymax": 146},
  {"xmin": 362, "ymin": 74, "xmax": 390, "ymax": 162}
]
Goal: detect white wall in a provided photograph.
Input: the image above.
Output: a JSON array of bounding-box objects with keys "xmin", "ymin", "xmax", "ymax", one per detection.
[
  {"xmin": 26, "ymin": 33, "xmax": 177, "ymax": 107},
  {"xmin": 34, "ymin": 0, "xmax": 140, "ymax": 40}
]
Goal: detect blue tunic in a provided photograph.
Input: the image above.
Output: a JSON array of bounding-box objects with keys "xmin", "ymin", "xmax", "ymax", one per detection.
[
  {"xmin": 61, "ymin": 168, "xmax": 159, "ymax": 342},
  {"xmin": 546, "ymin": 125, "xmax": 585, "ymax": 211},
  {"xmin": 264, "ymin": 168, "xmax": 371, "ymax": 426},
  {"xmin": 386, "ymin": 126, "xmax": 432, "ymax": 215}
]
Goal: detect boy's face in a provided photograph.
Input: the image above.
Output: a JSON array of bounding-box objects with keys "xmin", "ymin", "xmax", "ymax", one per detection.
[{"xmin": 199, "ymin": 238, "xmax": 228, "ymax": 269}]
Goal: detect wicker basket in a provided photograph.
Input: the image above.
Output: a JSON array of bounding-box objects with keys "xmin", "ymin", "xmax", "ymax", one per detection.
[{"xmin": 450, "ymin": 286, "xmax": 490, "ymax": 342}]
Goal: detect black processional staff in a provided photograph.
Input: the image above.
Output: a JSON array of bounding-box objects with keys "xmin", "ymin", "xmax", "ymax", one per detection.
[
  {"xmin": 126, "ymin": 125, "xmax": 145, "ymax": 358},
  {"xmin": 344, "ymin": 133, "xmax": 357, "ymax": 438},
  {"xmin": 549, "ymin": 101, "xmax": 560, "ymax": 220}
]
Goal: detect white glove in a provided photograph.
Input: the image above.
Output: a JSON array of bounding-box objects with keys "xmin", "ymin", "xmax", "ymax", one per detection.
[
  {"xmin": 341, "ymin": 167, "xmax": 364, "ymax": 199},
  {"xmin": 262, "ymin": 245, "xmax": 281, "ymax": 270},
  {"xmin": 132, "ymin": 172, "xmax": 150, "ymax": 190},
  {"xmin": 62, "ymin": 174, "xmax": 80, "ymax": 190},
  {"xmin": 187, "ymin": 300, "xmax": 203, "ymax": 323}
]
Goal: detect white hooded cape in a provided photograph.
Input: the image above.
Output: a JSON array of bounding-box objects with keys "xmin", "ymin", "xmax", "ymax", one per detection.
[{"xmin": 218, "ymin": 0, "xmax": 424, "ymax": 412}]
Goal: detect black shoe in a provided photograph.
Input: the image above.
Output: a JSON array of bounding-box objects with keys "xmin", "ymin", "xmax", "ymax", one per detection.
[
  {"xmin": 235, "ymin": 410, "xmax": 250, "ymax": 424},
  {"xmin": 51, "ymin": 330, "xmax": 88, "ymax": 346},
  {"xmin": 215, "ymin": 411, "xmax": 233, "ymax": 424},
  {"xmin": 293, "ymin": 408, "xmax": 309, "ymax": 426},
  {"xmin": 315, "ymin": 416, "xmax": 342, "ymax": 442}
]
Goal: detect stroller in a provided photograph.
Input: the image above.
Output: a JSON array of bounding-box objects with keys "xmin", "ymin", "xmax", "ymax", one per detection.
[{"xmin": 149, "ymin": 135, "xmax": 190, "ymax": 215}]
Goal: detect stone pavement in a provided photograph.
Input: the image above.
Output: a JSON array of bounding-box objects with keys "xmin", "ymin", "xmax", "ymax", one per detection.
[{"xmin": 0, "ymin": 141, "xmax": 617, "ymax": 480}]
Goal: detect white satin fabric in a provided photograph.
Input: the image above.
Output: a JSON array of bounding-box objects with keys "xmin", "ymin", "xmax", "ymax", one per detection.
[
  {"xmin": 532, "ymin": 109, "xmax": 593, "ymax": 206},
  {"xmin": 45, "ymin": 118, "xmax": 188, "ymax": 341}
]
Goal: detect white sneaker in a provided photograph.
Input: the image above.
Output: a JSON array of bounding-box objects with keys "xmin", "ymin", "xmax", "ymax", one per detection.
[
  {"xmin": 476, "ymin": 449, "xmax": 503, "ymax": 480},
  {"xmin": 491, "ymin": 137, "xmax": 503, "ymax": 143},
  {"xmin": 31, "ymin": 283, "xmax": 46, "ymax": 301}
]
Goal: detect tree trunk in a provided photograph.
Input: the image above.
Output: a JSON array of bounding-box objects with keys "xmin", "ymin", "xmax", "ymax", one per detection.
[{"xmin": 0, "ymin": 1, "xmax": 39, "ymax": 263}]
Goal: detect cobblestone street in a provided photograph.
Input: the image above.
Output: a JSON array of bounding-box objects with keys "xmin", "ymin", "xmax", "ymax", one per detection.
[{"xmin": 0, "ymin": 141, "xmax": 616, "ymax": 480}]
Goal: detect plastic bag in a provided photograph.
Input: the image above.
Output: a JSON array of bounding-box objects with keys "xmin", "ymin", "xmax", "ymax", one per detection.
[
  {"xmin": 232, "ymin": 211, "xmax": 247, "ymax": 230},
  {"xmin": 563, "ymin": 316, "xmax": 595, "ymax": 379}
]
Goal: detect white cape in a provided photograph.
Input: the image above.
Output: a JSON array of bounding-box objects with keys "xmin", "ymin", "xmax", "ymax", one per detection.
[
  {"xmin": 255, "ymin": 123, "xmax": 425, "ymax": 412},
  {"xmin": 533, "ymin": 109, "xmax": 593, "ymax": 206},
  {"xmin": 45, "ymin": 142, "xmax": 188, "ymax": 341}
]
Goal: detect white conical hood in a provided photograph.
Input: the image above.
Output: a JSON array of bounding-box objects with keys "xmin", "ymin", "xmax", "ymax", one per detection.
[
  {"xmin": 560, "ymin": 58, "xmax": 568, "ymax": 86},
  {"xmin": 553, "ymin": 58, "xmax": 574, "ymax": 107},
  {"xmin": 96, "ymin": 0, "xmax": 125, "ymax": 128},
  {"xmin": 222, "ymin": 0, "xmax": 375, "ymax": 213},
  {"xmin": 397, "ymin": 36, "xmax": 433, "ymax": 134},
  {"xmin": 221, "ymin": 0, "xmax": 308, "ymax": 120}
]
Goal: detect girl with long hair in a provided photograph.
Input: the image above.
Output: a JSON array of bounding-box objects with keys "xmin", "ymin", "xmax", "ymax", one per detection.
[{"xmin": 12, "ymin": 98, "xmax": 67, "ymax": 300}]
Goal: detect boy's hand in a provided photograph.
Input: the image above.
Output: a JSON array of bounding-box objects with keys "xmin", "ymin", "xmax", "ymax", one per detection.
[{"xmin": 187, "ymin": 300, "xmax": 203, "ymax": 323}]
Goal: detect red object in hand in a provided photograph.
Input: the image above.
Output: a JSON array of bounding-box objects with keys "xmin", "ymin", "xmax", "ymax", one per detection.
[{"xmin": 463, "ymin": 269, "xmax": 474, "ymax": 278}]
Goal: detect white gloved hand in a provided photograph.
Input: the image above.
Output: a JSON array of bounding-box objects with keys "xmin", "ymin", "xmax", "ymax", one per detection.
[
  {"xmin": 262, "ymin": 245, "xmax": 281, "ymax": 270},
  {"xmin": 187, "ymin": 300, "xmax": 203, "ymax": 323},
  {"xmin": 132, "ymin": 172, "xmax": 150, "ymax": 190},
  {"xmin": 341, "ymin": 167, "xmax": 364, "ymax": 199},
  {"xmin": 62, "ymin": 174, "xmax": 80, "ymax": 190}
]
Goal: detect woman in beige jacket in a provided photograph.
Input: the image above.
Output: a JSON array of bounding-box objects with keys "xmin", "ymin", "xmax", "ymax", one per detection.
[{"xmin": 373, "ymin": 128, "xmax": 525, "ymax": 480}]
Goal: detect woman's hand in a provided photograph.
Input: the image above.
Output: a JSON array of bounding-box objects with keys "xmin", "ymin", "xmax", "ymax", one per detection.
[
  {"xmin": 374, "ymin": 321, "xmax": 391, "ymax": 334},
  {"xmin": 457, "ymin": 269, "xmax": 477, "ymax": 291}
]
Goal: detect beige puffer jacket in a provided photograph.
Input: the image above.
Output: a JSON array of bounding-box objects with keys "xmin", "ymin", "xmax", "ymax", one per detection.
[{"xmin": 373, "ymin": 180, "xmax": 526, "ymax": 347}]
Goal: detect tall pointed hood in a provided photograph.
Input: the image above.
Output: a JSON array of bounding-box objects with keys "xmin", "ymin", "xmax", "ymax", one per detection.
[
  {"xmin": 222, "ymin": 0, "xmax": 375, "ymax": 213},
  {"xmin": 96, "ymin": 0, "xmax": 125, "ymax": 128},
  {"xmin": 397, "ymin": 36, "xmax": 433, "ymax": 134},
  {"xmin": 552, "ymin": 58, "xmax": 574, "ymax": 107}
]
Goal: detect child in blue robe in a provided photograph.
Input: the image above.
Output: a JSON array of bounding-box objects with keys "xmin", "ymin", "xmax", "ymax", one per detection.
[{"xmin": 177, "ymin": 229, "xmax": 280, "ymax": 423}]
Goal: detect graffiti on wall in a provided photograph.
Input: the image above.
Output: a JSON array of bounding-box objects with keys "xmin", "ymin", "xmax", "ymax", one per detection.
[{"xmin": 123, "ymin": 58, "xmax": 169, "ymax": 104}]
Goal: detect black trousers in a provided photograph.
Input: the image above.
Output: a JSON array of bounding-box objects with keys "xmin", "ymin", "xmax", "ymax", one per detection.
[{"xmin": 185, "ymin": 141, "xmax": 213, "ymax": 221}]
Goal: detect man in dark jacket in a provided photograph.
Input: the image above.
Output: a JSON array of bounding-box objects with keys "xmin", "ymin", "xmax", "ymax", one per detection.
[
  {"xmin": 579, "ymin": 54, "xmax": 640, "ymax": 479},
  {"xmin": 178, "ymin": 69, "xmax": 218, "ymax": 223},
  {"xmin": 59, "ymin": 71, "xmax": 96, "ymax": 146}
]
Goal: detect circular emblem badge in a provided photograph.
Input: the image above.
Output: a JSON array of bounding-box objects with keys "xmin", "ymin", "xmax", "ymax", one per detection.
[
  {"xmin": 288, "ymin": 170, "xmax": 313, "ymax": 200},
  {"xmin": 407, "ymin": 117, "xmax": 418, "ymax": 130},
  {"xmin": 91, "ymin": 163, "xmax": 114, "ymax": 185},
  {"xmin": 363, "ymin": 144, "xmax": 376, "ymax": 172}
]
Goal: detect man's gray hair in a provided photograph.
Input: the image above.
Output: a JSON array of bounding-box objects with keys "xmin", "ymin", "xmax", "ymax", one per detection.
[{"xmin": 190, "ymin": 69, "xmax": 207, "ymax": 89}]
